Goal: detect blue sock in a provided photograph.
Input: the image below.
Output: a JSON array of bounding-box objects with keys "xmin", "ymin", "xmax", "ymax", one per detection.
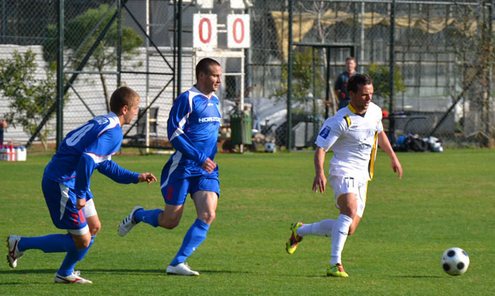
[
  {"xmin": 170, "ymin": 219, "xmax": 209, "ymax": 266},
  {"xmin": 18, "ymin": 234, "xmax": 74, "ymax": 253},
  {"xmin": 133, "ymin": 208, "xmax": 162, "ymax": 227},
  {"xmin": 57, "ymin": 236, "xmax": 95, "ymax": 277}
]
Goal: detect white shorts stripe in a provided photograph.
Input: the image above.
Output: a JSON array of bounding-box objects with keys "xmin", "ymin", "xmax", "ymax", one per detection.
[
  {"xmin": 58, "ymin": 183, "xmax": 70, "ymax": 221},
  {"xmin": 161, "ymin": 151, "xmax": 183, "ymax": 189}
]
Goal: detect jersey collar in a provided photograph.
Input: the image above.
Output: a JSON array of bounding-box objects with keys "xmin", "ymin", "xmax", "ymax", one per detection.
[
  {"xmin": 348, "ymin": 103, "xmax": 360, "ymax": 114},
  {"xmin": 348, "ymin": 103, "xmax": 366, "ymax": 117},
  {"xmin": 192, "ymin": 85, "xmax": 214, "ymax": 99},
  {"xmin": 108, "ymin": 112, "xmax": 121, "ymax": 126}
]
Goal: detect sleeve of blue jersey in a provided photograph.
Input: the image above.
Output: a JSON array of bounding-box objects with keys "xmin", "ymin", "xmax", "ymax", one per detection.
[
  {"xmin": 86, "ymin": 128, "xmax": 122, "ymax": 156},
  {"xmin": 167, "ymin": 92, "xmax": 207, "ymax": 165},
  {"xmin": 97, "ymin": 160, "xmax": 139, "ymax": 184},
  {"xmin": 74, "ymin": 153, "xmax": 97, "ymax": 199},
  {"xmin": 90, "ymin": 129, "xmax": 139, "ymax": 184}
]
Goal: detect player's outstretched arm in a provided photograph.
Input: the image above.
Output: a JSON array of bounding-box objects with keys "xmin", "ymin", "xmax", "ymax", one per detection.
[
  {"xmin": 377, "ymin": 131, "xmax": 403, "ymax": 178},
  {"xmin": 138, "ymin": 172, "xmax": 157, "ymax": 184}
]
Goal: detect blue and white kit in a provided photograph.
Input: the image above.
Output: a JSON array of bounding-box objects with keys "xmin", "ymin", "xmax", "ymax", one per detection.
[
  {"xmin": 161, "ymin": 86, "xmax": 222, "ymax": 205},
  {"xmin": 43, "ymin": 112, "xmax": 139, "ymax": 233}
]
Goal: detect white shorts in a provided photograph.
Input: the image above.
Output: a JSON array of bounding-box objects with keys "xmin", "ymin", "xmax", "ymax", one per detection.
[{"xmin": 329, "ymin": 175, "xmax": 368, "ymax": 218}]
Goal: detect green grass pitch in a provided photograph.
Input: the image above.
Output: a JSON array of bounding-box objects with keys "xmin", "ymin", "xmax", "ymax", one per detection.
[{"xmin": 1, "ymin": 149, "xmax": 494, "ymax": 295}]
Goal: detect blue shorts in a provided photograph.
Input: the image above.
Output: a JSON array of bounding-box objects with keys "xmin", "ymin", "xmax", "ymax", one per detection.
[
  {"xmin": 41, "ymin": 177, "xmax": 89, "ymax": 234},
  {"xmin": 160, "ymin": 167, "xmax": 220, "ymax": 206}
]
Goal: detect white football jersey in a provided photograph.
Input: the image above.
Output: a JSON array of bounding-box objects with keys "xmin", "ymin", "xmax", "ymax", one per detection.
[{"xmin": 315, "ymin": 102, "xmax": 383, "ymax": 181}]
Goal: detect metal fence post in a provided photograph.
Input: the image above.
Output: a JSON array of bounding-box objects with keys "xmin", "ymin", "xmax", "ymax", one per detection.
[
  {"xmin": 388, "ymin": 0, "xmax": 396, "ymax": 143},
  {"xmin": 287, "ymin": 0, "xmax": 293, "ymax": 151},
  {"xmin": 56, "ymin": 0, "xmax": 64, "ymax": 149}
]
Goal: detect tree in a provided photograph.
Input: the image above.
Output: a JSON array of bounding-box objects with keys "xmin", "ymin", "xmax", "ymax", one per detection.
[
  {"xmin": 446, "ymin": 1, "xmax": 494, "ymax": 147},
  {"xmin": 368, "ymin": 63, "xmax": 406, "ymax": 109},
  {"xmin": 273, "ymin": 47, "xmax": 324, "ymax": 105},
  {"xmin": 43, "ymin": 4, "xmax": 143, "ymax": 112},
  {"xmin": 0, "ymin": 50, "xmax": 58, "ymax": 148}
]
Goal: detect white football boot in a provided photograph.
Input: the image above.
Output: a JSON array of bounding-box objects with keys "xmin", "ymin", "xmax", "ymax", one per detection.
[
  {"xmin": 6, "ymin": 235, "xmax": 24, "ymax": 269},
  {"xmin": 118, "ymin": 206, "xmax": 143, "ymax": 237},
  {"xmin": 54, "ymin": 271, "xmax": 93, "ymax": 284},
  {"xmin": 166, "ymin": 263, "xmax": 200, "ymax": 276}
]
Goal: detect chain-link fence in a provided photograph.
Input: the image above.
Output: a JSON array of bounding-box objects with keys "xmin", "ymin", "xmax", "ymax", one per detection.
[
  {"xmin": 1, "ymin": 0, "xmax": 494, "ymax": 151},
  {"xmin": 248, "ymin": 0, "xmax": 495, "ymax": 149},
  {"xmin": 0, "ymin": 0, "xmax": 180, "ymax": 150},
  {"xmin": 0, "ymin": 0, "xmax": 251, "ymax": 151}
]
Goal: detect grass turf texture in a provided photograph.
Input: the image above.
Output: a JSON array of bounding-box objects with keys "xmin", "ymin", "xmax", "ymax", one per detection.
[{"xmin": 0, "ymin": 149, "xmax": 494, "ymax": 295}]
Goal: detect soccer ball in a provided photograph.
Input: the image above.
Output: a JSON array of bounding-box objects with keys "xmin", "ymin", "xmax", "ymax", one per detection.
[
  {"xmin": 441, "ymin": 247, "xmax": 470, "ymax": 276},
  {"xmin": 264, "ymin": 142, "xmax": 276, "ymax": 153}
]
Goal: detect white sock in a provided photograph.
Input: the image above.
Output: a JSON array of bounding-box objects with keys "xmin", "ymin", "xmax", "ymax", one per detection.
[
  {"xmin": 297, "ymin": 219, "xmax": 335, "ymax": 237},
  {"xmin": 330, "ymin": 214, "xmax": 353, "ymax": 265}
]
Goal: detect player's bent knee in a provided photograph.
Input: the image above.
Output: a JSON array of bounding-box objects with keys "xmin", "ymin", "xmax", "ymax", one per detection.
[
  {"xmin": 159, "ymin": 217, "xmax": 180, "ymax": 229},
  {"xmin": 341, "ymin": 206, "xmax": 357, "ymax": 219},
  {"xmin": 86, "ymin": 214, "xmax": 101, "ymax": 236},
  {"xmin": 199, "ymin": 211, "xmax": 216, "ymax": 224},
  {"xmin": 161, "ymin": 222, "xmax": 178, "ymax": 229},
  {"xmin": 72, "ymin": 236, "xmax": 92, "ymax": 249}
]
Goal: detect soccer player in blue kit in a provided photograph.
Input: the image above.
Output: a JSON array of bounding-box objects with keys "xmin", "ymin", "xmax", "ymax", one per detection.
[
  {"xmin": 6, "ymin": 86, "xmax": 157, "ymax": 284},
  {"xmin": 118, "ymin": 58, "xmax": 222, "ymax": 276}
]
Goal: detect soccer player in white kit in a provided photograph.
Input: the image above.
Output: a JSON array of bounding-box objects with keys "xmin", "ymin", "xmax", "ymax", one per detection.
[{"xmin": 286, "ymin": 74, "xmax": 403, "ymax": 277}]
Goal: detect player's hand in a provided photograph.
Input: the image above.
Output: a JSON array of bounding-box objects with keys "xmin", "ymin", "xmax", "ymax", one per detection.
[
  {"xmin": 76, "ymin": 198, "xmax": 86, "ymax": 210},
  {"xmin": 138, "ymin": 172, "xmax": 157, "ymax": 184},
  {"xmin": 202, "ymin": 158, "xmax": 217, "ymax": 173},
  {"xmin": 312, "ymin": 173, "xmax": 327, "ymax": 193},
  {"xmin": 391, "ymin": 158, "xmax": 403, "ymax": 179}
]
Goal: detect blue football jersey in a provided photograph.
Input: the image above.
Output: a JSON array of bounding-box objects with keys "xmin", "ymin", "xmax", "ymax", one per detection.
[
  {"xmin": 44, "ymin": 112, "xmax": 139, "ymax": 199},
  {"xmin": 167, "ymin": 86, "xmax": 221, "ymax": 175}
]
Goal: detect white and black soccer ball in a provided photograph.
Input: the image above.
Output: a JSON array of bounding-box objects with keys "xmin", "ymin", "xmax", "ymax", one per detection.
[
  {"xmin": 264, "ymin": 142, "xmax": 276, "ymax": 153},
  {"xmin": 441, "ymin": 247, "xmax": 470, "ymax": 276}
]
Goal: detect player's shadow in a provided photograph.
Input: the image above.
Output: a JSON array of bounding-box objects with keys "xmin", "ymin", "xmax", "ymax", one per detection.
[
  {"xmin": 0, "ymin": 269, "xmax": 55, "ymax": 275},
  {"xmin": 0, "ymin": 267, "xmax": 250, "ymax": 279},
  {"xmin": 0, "ymin": 269, "xmax": 61, "ymax": 286},
  {"xmin": 392, "ymin": 275, "xmax": 443, "ymax": 278},
  {"xmin": 193, "ymin": 269, "xmax": 250, "ymax": 275}
]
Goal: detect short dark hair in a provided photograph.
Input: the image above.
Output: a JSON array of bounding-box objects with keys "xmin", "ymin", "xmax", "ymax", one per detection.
[
  {"xmin": 345, "ymin": 56, "xmax": 356, "ymax": 63},
  {"xmin": 347, "ymin": 73, "xmax": 372, "ymax": 93},
  {"xmin": 195, "ymin": 58, "xmax": 221, "ymax": 80},
  {"xmin": 109, "ymin": 86, "xmax": 139, "ymax": 114}
]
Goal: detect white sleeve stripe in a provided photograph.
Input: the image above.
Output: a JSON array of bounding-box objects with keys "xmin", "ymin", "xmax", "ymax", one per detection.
[
  {"xmin": 188, "ymin": 92, "xmax": 194, "ymax": 111},
  {"xmin": 85, "ymin": 152, "xmax": 112, "ymax": 164},
  {"xmin": 169, "ymin": 95, "xmax": 191, "ymax": 142},
  {"xmin": 169, "ymin": 128, "xmax": 184, "ymax": 142}
]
